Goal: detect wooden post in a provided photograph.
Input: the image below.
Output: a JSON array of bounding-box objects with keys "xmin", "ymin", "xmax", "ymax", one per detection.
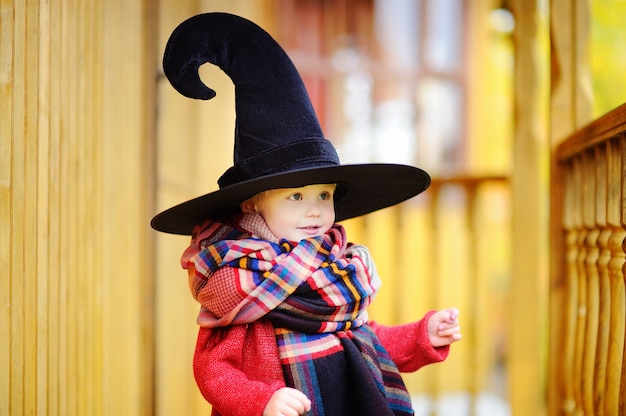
[
  {"xmin": 549, "ymin": 0, "xmax": 593, "ymax": 414},
  {"xmin": 509, "ymin": 0, "xmax": 547, "ymax": 414}
]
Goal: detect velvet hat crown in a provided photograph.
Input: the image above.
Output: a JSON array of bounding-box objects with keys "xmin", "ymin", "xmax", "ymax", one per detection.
[{"xmin": 151, "ymin": 12, "xmax": 431, "ymax": 235}]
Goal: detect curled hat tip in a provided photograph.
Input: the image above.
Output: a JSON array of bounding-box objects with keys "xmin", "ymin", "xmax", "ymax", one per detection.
[{"xmin": 162, "ymin": 13, "xmax": 225, "ymax": 100}]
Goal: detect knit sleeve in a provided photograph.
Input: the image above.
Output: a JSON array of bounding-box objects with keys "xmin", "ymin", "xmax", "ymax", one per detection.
[
  {"xmin": 369, "ymin": 310, "xmax": 450, "ymax": 373},
  {"xmin": 193, "ymin": 321, "xmax": 286, "ymax": 416}
]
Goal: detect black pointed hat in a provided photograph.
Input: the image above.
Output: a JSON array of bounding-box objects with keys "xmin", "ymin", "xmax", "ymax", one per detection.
[{"xmin": 151, "ymin": 12, "xmax": 430, "ymax": 235}]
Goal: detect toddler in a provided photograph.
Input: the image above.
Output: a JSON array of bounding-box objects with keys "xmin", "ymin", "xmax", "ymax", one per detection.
[{"xmin": 153, "ymin": 12, "xmax": 461, "ymax": 416}]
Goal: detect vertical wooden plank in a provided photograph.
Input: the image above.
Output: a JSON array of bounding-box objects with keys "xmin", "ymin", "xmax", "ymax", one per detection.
[
  {"xmin": 0, "ymin": 0, "xmax": 13, "ymax": 415},
  {"xmin": 102, "ymin": 0, "xmax": 149, "ymax": 413},
  {"xmin": 418, "ymin": 184, "xmax": 442, "ymax": 408},
  {"xmin": 102, "ymin": 0, "xmax": 122, "ymax": 407},
  {"xmin": 549, "ymin": 0, "xmax": 575, "ymax": 142},
  {"xmin": 37, "ymin": 0, "xmax": 51, "ymax": 413},
  {"xmin": 102, "ymin": 0, "xmax": 157, "ymax": 414},
  {"xmin": 510, "ymin": 0, "xmax": 546, "ymax": 413},
  {"xmin": 466, "ymin": 0, "xmax": 512, "ymax": 175},
  {"xmin": 73, "ymin": 3, "xmax": 85, "ymax": 412},
  {"xmin": 93, "ymin": 1, "xmax": 105, "ymax": 412},
  {"xmin": 466, "ymin": 181, "xmax": 510, "ymax": 414},
  {"xmin": 57, "ymin": 1, "xmax": 72, "ymax": 414},
  {"xmin": 79, "ymin": 1, "xmax": 103, "ymax": 414},
  {"xmin": 464, "ymin": 183, "xmax": 479, "ymax": 414},
  {"xmin": 474, "ymin": 181, "xmax": 511, "ymax": 409},
  {"xmin": 80, "ymin": 0, "xmax": 97, "ymax": 398},
  {"xmin": 10, "ymin": 1, "xmax": 26, "ymax": 414},
  {"xmin": 432, "ymin": 184, "xmax": 470, "ymax": 395},
  {"xmin": 397, "ymin": 198, "xmax": 434, "ymax": 396},
  {"xmin": 103, "ymin": 0, "xmax": 125, "ymax": 411},
  {"xmin": 24, "ymin": 1, "xmax": 41, "ymax": 415},
  {"xmin": 140, "ymin": 1, "xmax": 159, "ymax": 414},
  {"xmin": 573, "ymin": 0, "xmax": 592, "ymax": 127},
  {"xmin": 59, "ymin": 0, "xmax": 79, "ymax": 413},
  {"xmin": 74, "ymin": 2, "xmax": 91, "ymax": 411},
  {"xmin": 47, "ymin": 0, "xmax": 62, "ymax": 413},
  {"xmin": 549, "ymin": 0, "xmax": 593, "ymax": 139},
  {"xmin": 365, "ymin": 208, "xmax": 399, "ymax": 325}
]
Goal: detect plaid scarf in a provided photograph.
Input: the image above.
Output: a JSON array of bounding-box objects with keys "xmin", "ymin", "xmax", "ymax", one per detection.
[{"xmin": 182, "ymin": 214, "xmax": 414, "ymax": 416}]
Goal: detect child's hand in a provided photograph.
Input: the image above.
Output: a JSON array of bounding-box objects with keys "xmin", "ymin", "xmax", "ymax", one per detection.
[
  {"xmin": 263, "ymin": 387, "xmax": 311, "ymax": 416},
  {"xmin": 428, "ymin": 307, "xmax": 462, "ymax": 347}
]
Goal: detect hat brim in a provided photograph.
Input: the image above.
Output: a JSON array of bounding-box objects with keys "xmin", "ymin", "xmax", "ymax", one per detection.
[{"xmin": 151, "ymin": 163, "xmax": 430, "ymax": 235}]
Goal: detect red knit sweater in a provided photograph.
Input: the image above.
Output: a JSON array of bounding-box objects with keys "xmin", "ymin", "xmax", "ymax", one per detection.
[{"xmin": 193, "ymin": 310, "xmax": 449, "ymax": 416}]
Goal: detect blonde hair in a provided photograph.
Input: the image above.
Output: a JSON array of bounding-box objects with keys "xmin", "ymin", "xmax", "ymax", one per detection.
[{"xmin": 240, "ymin": 190, "xmax": 271, "ymax": 214}]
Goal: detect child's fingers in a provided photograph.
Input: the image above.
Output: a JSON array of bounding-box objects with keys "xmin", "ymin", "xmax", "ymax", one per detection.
[
  {"xmin": 298, "ymin": 393, "xmax": 312, "ymax": 412},
  {"xmin": 445, "ymin": 307, "xmax": 459, "ymax": 322},
  {"xmin": 265, "ymin": 388, "xmax": 311, "ymax": 416},
  {"xmin": 285, "ymin": 390, "xmax": 311, "ymax": 413},
  {"xmin": 290, "ymin": 389, "xmax": 311, "ymax": 413},
  {"xmin": 445, "ymin": 332, "xmax": 462, "ymax": 342},
  {"xmin": 437, "ymin": 319, "xmax": 458, "ymax": 332},
  {"xmin": 438, "ymin": 323, "xmax": 461, "ymax": 337},
  {"xmin": 429, "ymin": 308, "xmax": 462, "ymax": 347}
]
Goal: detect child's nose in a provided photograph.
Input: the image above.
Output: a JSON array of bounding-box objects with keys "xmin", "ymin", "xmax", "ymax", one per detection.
[{"xmin": 306, "ymin": 202, "xmax": 321, "ymax": 217}]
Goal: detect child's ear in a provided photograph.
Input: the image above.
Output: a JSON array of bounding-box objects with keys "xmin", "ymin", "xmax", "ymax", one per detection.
[{"xmin": 240, "ymin": 199, "xmax": 256, "ymax": 214}]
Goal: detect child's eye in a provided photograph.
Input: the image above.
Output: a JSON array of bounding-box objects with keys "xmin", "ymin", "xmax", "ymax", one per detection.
[
  {"xmin": 320, "ymin": 192, "xmax": 332, "ymax": 200},
  {"xmin": 289, "ymin": 193, "xmax": 303, "ymax": 201}
]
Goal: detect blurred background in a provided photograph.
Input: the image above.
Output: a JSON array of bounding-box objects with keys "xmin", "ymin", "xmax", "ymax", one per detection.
[{"xmin": 2, "ymin": 0, "xmax": 626, "ymax": 415}]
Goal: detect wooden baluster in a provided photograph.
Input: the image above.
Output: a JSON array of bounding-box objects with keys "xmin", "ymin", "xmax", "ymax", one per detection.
[
  {"xmin": 427, "ymin": 183, "xmax": 441, "ymax": 416},
  {"xmin": 563, "ymin": 227, "xmax": 579, "ymax": 415},
  {"xmin": 572, "ymin": 155, "xmax": 587, "ymax": 416},
  {"xmin": 618, "ymin": 136, "xmax": 626, "ymax": 416},
  {"xmin": 621, "ymin": 136, "xmax": 626, "ymax": 416},
  {"xmin": 573, "ymin": 224, "xmax": 587, "ymax": 416},
  {"xmin": 604, "ymin": 136, "xmax": 626, "ymax": 416},
  {"xmin": 582, "ymin": 150, "xmax": 600, "ymax": 415},
  {"xmin": 466, "ymin": 182, "xmax": 480, "ymax": 416},
  {"xmin": 607, "ymin": 226, "xmax": 626, "ymax": 414},
  {"xmin": 562, "ymin": 157, "xmax": 581, "ymax": 414},
  {"xmin": 594, "ymin": 143, "xmax": 611, "ymax": 414}
]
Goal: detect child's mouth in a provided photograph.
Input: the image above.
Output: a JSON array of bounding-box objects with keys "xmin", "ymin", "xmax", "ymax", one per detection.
[{"xmin": 299, "ymin": 226, "xmax": 321, "ymax": 235}]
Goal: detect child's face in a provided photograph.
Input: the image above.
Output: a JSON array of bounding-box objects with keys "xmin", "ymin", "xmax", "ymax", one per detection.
[{"xmin": 251, "ymin": 184, "xmax": 336, "ymax": 242}]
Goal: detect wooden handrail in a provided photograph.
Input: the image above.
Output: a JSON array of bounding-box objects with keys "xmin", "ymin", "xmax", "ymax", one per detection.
[
  {"xmin": 556, "ymin": 102, "xmax": 626, "ymax": 161},
  {"xmin": 430, "ymin": 174, "xmax": 509, "ymax": 186}
]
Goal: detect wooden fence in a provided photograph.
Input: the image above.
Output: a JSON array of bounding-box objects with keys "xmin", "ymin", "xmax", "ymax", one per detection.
[
  {"xmin": 550, "ymin": 103, "xmax": 626, "ymax": 415},
  {"xmin": 1, "ymin": 1, "xmax": 157, "ymax": 415}
]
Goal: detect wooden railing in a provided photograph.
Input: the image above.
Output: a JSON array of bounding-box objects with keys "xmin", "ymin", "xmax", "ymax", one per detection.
[{"xmin": 550, "ymin": 103, "xmax": 626, "ymax": 415}]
